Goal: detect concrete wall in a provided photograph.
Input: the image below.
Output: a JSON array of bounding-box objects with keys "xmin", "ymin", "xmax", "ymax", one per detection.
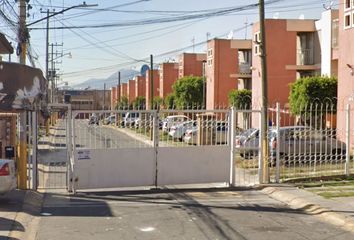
[{"xmin": 337, "ymin": 0, "xmax": 354, "ymax": 145}]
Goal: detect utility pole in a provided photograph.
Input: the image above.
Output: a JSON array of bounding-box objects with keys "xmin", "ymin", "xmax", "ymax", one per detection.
[
  {"xmin": 18, "ymin": 0, "xmax": 28, "ymax": 189},
  {"xmin": 118, "ymin": 71, "xmax": 121, "ymax": 103},
  {"xmin": 150, "ymin": 54, "xmax": 154, "ymax": 110},
  {"xmin": 103, "ymin": 83, "xmax": 106, "ymax": 110},
  {"xmin": 259, "ymin": 0, "xmax": 269, "ymax": 184}
]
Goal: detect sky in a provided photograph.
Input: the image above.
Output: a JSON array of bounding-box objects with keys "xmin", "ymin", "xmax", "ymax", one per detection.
[{"xmin": 0, "ymin": 0, "xmax": 337, "ymax": 87}]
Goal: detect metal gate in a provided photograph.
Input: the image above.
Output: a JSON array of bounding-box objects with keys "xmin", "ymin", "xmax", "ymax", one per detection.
[
  {"xmin": 37, "ymin": 104, "xmax": 72, "ymax": 190},
  {"xmin": 69, "ymin": 109, "xmax": 242, "ymax": 192}
]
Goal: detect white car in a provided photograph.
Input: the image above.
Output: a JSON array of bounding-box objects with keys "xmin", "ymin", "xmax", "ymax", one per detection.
[
  {"xmin": 123, "ymin": 112, "xmax": 140, "ymax": 127},
  {"xmin": 169, "ymin": 120, "xmax": 196, "ymax": 140},
  {"xmin": 162, "ymin": 115, "xmax": 190, "ymax": 132},
  {"xmin": 0, "ymin": 159, "xmax": 16, "ymax": 194},
  {"xmin": 183, "ymin": 122, "xmax": 229, "ymax": 145}
]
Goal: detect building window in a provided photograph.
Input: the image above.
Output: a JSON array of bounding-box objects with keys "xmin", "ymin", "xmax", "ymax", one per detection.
[
  {"xmin": 207, "ymin": 48, "xmax": 213, "ymax": 57},
  {"xmin": 254, "ymin": 45, "xmax": 260, "ymax": 56},
  {"xmin": 345, "ymin": 12, "xmax": 351, "ymax": 29},
  {"xmin": 346, "ymin": 0, "xmax": 351, "ymax": 10}
]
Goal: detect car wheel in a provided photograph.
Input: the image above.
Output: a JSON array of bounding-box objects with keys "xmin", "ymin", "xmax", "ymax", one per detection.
[{"xmin": 332, "ymin": 148, "xmax": 345, "ymax": 160}]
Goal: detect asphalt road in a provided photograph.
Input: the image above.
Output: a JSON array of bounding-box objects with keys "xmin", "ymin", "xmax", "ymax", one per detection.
[
  {"xmin": 34, "ymin": 188, "xmax": 354, "ymax": 240},
  {"xmin": 74, "ymin": 120, "xmax": 150, "ymax": 149}
]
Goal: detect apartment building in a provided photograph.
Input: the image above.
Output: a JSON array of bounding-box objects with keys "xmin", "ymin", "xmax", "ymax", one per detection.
[
  {"xmin": 135, "ymin": 75, "xmax": 146, "ymax": 98},
  {"xmin": 178, "ymin": 53, "xmax": 206, "ymax": 79},
  {"xmin": 120, "ymin": 83, "xmax": 128, "ymax": 98},
  {"xmin": 252, "ymin": 19, "xmax": 322, "ymax": 111},
  {"xmin": 206, "ymin": 38, "xmax": 252, "ymax": 109},
  {"xmin": 145, "ymin": 69, "xmax": 160, "ymax": 109},
  {"xmin": 111, "ymin": 86, "xmax": 117, "ymax": 109},
  {"xmin": 127, "ymin": 79, "xmax": 136, "ymax": 103},
  {"xmin": 337, "ymin": 0, "xmax": 354, "ymax": 145},
  {"xmin": 159, "ymin": 62, "xmax": 179, "ymax": 98}
]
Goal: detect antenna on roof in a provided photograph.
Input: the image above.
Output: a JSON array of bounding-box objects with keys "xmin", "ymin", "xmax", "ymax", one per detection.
[{"xmin": 323, "ymin": 1, "xmax": 334, "ymax": 10}]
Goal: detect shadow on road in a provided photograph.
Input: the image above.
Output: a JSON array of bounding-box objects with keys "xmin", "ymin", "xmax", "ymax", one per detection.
[{"xmin": 0, "ymin": 217, "xmax": 25, "ymax": 232}]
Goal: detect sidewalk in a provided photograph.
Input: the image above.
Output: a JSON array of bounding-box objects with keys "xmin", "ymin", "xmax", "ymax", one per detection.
[
  {"xmin": 0, "ymin": 190, "xmax": 43, "ymax": 239},
  {"xmin": 261, "ymin": 185, "xmax": 354, "ymax": 234}
]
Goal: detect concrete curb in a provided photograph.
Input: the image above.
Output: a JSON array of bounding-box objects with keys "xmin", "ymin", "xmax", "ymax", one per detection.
[
  {"xmin": 8, "ymin": 190, "xmax": 44, "ymax": 240},
  {"xmin": 261, "ymin": 186, "xmax": 354, "ymax": 234}
]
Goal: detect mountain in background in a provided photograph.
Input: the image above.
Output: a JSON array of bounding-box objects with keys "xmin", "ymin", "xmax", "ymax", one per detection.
[{"xmin": 70, "ymin": 69, "xmax": 140, "ymax": 90}]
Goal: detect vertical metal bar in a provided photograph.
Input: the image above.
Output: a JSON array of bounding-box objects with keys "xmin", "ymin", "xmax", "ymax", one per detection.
[
  {"xmin": 229, "ymin": 107, "xmax": 236, "ymax": 186},
  {"xmin": 32, "ymin": 111, "xmax": 38, "ymax": 190},
  {"xmin": 276, "ymin": 102, "xmax": 280, "ymax": 183},
  {"xmin": 346, "ymin": 103, "xmax": 350, "ymax": 176},
  {"xmin": 153, "ymin": 111, "xmax": 159, "ymax": 187},
  {"xmin": 258, "ymin": 107, "xmax": 264, "ymax": 183},
  {"xmin": 27, "ymin": 111, "xmax": 32, "ymax": 188}
]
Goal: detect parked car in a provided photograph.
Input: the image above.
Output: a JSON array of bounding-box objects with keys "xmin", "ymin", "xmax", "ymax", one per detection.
[
  {"xmin": 123, "ymin": 112, "xmax": 140, "ymax": 127},
  {"xmin": 0, "ymin": 159, "xmax": 16, "ymax": 194},
  {"xmin": 235, "ymin": 128, "xmax": 260, "ymax": 159},
  {"xmin": 269, "ymin": 126, "xmax": 346, "ymax": 161},
  {"xmin": 162, "ymin": 115, "xmax": 190, "ymax": 132},
  {"xmin": 103, "ymin": 115, "xmax": 116, "ymax": 125},
  {"xmin": 183, "ymin": 121, "xmax": 229, "ymax": 145},
  {"xmin": 88, "ymin": 114, "xmax": 99, "ymax": 125},
  {"xmin": 169, "ymin": 120, "xmax": 197, "ymax": 140}
]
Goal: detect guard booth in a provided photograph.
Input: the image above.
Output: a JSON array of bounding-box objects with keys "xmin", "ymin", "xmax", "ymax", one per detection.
[{"xmin": 0, "ymin": 61, "xmax": 47, "ymax": 190}]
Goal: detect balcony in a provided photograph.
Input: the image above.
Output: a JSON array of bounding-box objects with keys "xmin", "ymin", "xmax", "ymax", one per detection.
[
  {"xmin": 239, "ymin": 62, "xmax": 251, "ymax": 74},
  {"xmin": 297, "ymin": 49, "xmax": 314, "ymax": 65},
  {"xmin": 230, "ymin": 62, "xmax": 251, "ymax": 79}
]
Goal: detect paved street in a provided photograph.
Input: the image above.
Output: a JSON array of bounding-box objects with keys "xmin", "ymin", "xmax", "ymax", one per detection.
[{"xmin": 34, "ymin": 188, "xmax": 354, "ymax": 240}]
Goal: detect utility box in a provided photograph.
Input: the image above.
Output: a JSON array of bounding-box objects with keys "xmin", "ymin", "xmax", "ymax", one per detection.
[
  {"xmin": 197, "ymin": 113, "xmax": 216, "ymax": 146},
  {"xmin": 0, "ymin": 114, "xmax": 17, "ymax": 158},
  {"xmin": 5, "ymin": 146, "xmax": 15, "ymax": 159}
]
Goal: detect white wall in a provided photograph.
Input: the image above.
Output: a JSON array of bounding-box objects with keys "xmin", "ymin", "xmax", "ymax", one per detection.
[
  {"xmin": 316, "ymin": 10, "xmax": 336, "ymax": 76},
  {"xmin": 157, "ymin": 146, "xmax": 230, "ymax": 185},
  {"xmin": 74, "ymin": 145, "xmax": 231, "ymax": 190},
  {"xmin": 75, "ymin": 148, "xmax": 156, "ymax": 189}
]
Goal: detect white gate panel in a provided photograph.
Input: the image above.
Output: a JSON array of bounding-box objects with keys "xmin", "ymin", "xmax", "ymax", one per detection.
[
  {"xmin": 157, "ymin": 146, "xmax": 230, "ymax": 185},
  {"xmin": 75, "ymin": 148, "xmax": 156, "ymax": 189}
]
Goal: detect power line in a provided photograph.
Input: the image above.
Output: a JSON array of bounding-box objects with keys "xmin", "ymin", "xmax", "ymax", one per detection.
[{"xmin": 28, "ymin": 0, "xmax": 284, "ymax": 30}]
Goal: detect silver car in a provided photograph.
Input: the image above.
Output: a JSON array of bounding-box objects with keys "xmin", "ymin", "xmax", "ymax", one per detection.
[
  {"xmin": 235, "ymin": 128, "xmax": 260, "ymax": 159},
  {"xmin": 0, "ymin": 159, "xmax": 16, "ymax": 194},
  {"xmin": 269, "ymin": 126, "xmax": 346, "ymax": 161}
]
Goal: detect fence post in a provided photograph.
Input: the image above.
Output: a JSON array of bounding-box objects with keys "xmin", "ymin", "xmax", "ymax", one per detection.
[
  {"xmin": 153, "ymin": 111, "xmax": 159, "ymax": 188},
  {"xmin": 229, "ymin": 107, "xmax": 236, "ymax": 186},
  {"xmin": 345, "ymin": 103, "xmax": 350, "ymax": 176},
  {"xmin": 32, "ymin": 111, "xmax": 38, "ymax": 190},
  {"xmin": 258, "ymin": 107, "xmax": 264, "ymax": 183},
  {"xmin": 275, "ymin": 103, "xmax": 280, "ymax": 183}
]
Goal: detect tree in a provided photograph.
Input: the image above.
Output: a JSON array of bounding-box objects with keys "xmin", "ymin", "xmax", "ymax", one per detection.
[
  {"xmin": 172, "ymin": 76, "xmax": 204, "ymax": 109},
  {"xmin": 228, "ymin": 89, "xmax": 252, "ymax": 129},
  {"xmin": 116, "ymin": 96, "xmax": 130, "ymax": 110},
  {"xmin": 132, "ymin": 96, "xmax": 146, "ymax": 109},
  {"xmin": 289, "ymin": 76, "xmax": 337, "ymax": 115},
  {"xmin": 164, "ymin": 93, "xmax": 176, "ymax": 109},
  {"xmin": 152, "ymin": 96, "xmax": 163, "ymax": 110},
  {"xmin": 228, "ymin": 89, "xmax": 252, "ymax": 109}
]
